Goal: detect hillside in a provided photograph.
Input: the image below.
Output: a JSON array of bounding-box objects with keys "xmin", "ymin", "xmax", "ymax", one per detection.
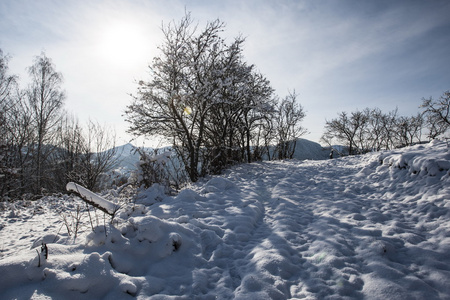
[
  {"xmin": 0, "ymin": 140, "xmax": 449, "ymax": 299},
  {"xmin": 291, "ymin": 138, "xmax": 330, "ymax": 160},
  {"xmin": 110, "ymin": 143, "xmax": 145, "ymax": 174},
  {"xmin": 112, "ymin": 138, "xmax": 330, "ymax": 174}
]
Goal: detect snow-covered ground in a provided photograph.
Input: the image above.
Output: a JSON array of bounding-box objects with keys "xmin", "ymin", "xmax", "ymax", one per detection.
[{"xmin": 1, "ymin": 140, "xmax": 449, "ymax": 299}]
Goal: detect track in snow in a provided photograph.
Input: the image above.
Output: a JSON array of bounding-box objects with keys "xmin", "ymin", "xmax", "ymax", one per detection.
[
  {"xmin": 1, "ymin": 142, "xmax": 449, "ymax": 299},
  {"xmin": 204, "ymin": 156, "xmax": 448, "ymax": 299}
]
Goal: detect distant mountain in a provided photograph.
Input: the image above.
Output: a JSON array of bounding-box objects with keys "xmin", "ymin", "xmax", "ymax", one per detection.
[
  {"xmin": 292, "ymin": 138, "xmax": 330, "ymax": 160},
  {"xmin": 110, "ymin": 139, "xmax": 330, "ymax": 175},
  {"xmin": 110, "ymin": 143, "xmax": 152, "ymax": 174}
]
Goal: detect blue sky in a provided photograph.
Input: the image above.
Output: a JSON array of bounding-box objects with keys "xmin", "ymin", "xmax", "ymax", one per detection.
[{"xmin": 1, "ymin": 0, "xmax": 449, "ymax": 146}]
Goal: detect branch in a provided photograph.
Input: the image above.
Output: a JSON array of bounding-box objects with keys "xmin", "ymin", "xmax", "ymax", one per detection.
[{"xmin": 66, "ymin": 182, "xmax": 119, "ymax": 216}]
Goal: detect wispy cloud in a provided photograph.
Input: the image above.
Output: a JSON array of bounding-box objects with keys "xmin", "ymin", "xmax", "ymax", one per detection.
[{"xmin": 0, "ymin": 0, "xmax": 449, "ymax": 142}]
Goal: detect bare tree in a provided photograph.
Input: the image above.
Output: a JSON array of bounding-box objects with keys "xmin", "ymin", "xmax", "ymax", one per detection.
[
  {"xmin": 79, "ymin": 120, "xmax": 118, "ymax": 191},
  {"xmin": 395, "ymin": 114, "xmax": 424, "ymax": 147},
  {"xmin": 240, "ymin": 72, "xmax": 275, "ymax": 163},
  {"xmin": 421, "ymin": 91, "xmax": 450, "ymax": 139},
  {"xmin": 0, "ymin": 49, "xmax": 19, "ymax": 198},
  {"xmin": 365, "ymin": 108, "xmax": 382, "ymax": 151},
  {"xmin": 126, "ymin": 14, "xmax": 210, "ymax": 182},
  {"xmin": 52, "ymin": 114, "xmax": 85, "ymax": 191},
  {"xmin": 275, "ymin": 91, "xmax": 308, "ymax": 159},
  {"xmin": 366, "ymin": 108, "xmax": 395, "ymax": 151},
  {"xmin": 354, "ymin": 109, "xmax": 372, "ymax": 153},
  {"xmin": 322, "ymin": 110, "xmax": 367, "ymax": 155},
  {"xmin": 201, "ymin": 38, "xmax": 275, "ymax": 171},
  {"xmin": 259, "ymin": 114, "xmax": 277, "ymax": 161},
  {"xmin": 0, "ymin": 49, "xmax": 17, "ymax": 117},
  {"xmin": 379, "ymin": 109, "xmax": 399, "ymax": 150},
  {"xmin": 322, "ymin": 105, "xmax": 427, "ymax": 154},
  {"xmin": 126, "ymin": 13, "xmax": 279, "ymax": 181},
  {"xmin": 26, "ymin": 52, "xmax": 65, "ymax": 192},
  {"xmin": 2, "ymin": 92, "xmax": 36, "ymax": 197},
  {"xmin": 1, "ymin": 50, "xmax": 119, "ymax": 198}
]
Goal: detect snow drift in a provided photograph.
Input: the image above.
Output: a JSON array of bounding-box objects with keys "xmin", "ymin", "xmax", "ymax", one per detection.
[{"xmin": 0, "ymin": 140, "xmax": 449, "ymax": 299}]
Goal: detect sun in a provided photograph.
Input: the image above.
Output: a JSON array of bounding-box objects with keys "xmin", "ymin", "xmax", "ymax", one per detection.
[{"xmin": 95, "ymin": 20, "xmax": 149, "ymax": 68}]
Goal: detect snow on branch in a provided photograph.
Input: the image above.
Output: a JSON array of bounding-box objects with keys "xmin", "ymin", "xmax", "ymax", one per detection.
[
  {"xmin": 66, "ymin": 182, "xmax": 119, "ymax": 216},
  {"xmin": 148, "ymin": 151, "xmax": 172, "ymax": 163}
]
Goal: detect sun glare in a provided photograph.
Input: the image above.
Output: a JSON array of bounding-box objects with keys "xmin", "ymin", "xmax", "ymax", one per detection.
[{"xmin": 95, "ymin": 20, "xmax": 149, "ymax": 67}]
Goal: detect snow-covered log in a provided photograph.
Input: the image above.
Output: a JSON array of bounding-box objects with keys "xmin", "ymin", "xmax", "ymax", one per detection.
[{"xmin": 66, "ymin": 182, "xmax": 119, "ymax": 216}]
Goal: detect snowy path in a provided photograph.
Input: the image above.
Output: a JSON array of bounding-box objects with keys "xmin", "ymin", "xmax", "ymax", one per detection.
[
  {"xmin": 178, "ymin": 151, "xmax": 449, "ymax": 299},
  {"xmin": 210, "ymin": 160, "xmax": 371, "ymax": 299},
  {"xmin": 1, "ymin": 141, "xmax": 449, "ymax": 299}
]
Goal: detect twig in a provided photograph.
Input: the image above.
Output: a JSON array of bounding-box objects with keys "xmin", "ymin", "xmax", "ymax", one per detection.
[
  {"xmin": 36, "ymin": 249, "xmax": 40, "ymax": 267},
  {"xmin": 86, "ymin": 202, "xmax": 96, "ymax": 232},
  {"xmin": 53, "ymin": 222, "xmax": 64, "ymax": 243}
]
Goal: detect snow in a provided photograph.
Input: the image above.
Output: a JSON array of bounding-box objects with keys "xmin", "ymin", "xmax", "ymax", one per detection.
[
  {"xmin": 113, "ymin": 139, "xmax": 328, "ymax": 178},
  {"xmin": 1, "ymin": 140, "xmax": 449, "ymax": 299},
  {"xmin": 66, "ymin": 182, "xmax": 120, "ymax": 215},
  {"xmin": 292, "ymin": 138, "xmax": 330, "ymax": 160}
]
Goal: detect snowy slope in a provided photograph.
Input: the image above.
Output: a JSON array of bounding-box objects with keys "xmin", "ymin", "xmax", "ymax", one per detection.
[
  {"xmin": 292, "ymin": 138, "xmax": 329, "ymax": 160},
  {"xmin": 110, "ymin": 143, "xmax": 144, "ymax": 173},
  {"xmin": 113, "ymin": 139, "xmax": 330, "ymax": 175},
  {"xmin": 0, "ymin": 140, "xmax": 449, "ymax": 299}
]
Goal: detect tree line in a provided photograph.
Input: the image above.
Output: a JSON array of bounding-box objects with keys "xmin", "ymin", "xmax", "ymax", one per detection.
[
  {"xmin": 321, "ymin": 91, "xmax": 450, "ymax": 155},
  {"xmin": 4, "ymin": 13, "xmax": 446, "ymax": 199},
  {"xmin": 0, "ymin": 50, "xmax": 118, "ymax": 200},
  {"xmin": 125, "ymin": 14, "xmax": 449, "ymax": 183},
  {"xmin": 1, "ymin": 14, "xmax": 309, "ymax": 200},
  {"xmin": 125, "ymin": 14, "xmax": 307, "ymax": 182}
]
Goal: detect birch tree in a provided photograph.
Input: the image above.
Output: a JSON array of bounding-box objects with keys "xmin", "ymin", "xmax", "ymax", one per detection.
[{"xmin": 26, "ymin": 52, "xmax": 65, "ymax": 192}]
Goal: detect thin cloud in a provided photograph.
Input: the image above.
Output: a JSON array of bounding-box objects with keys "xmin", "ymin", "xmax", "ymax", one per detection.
[{"xmin": 0, "ymin": 0, "xmax": 449, "ymax": 143}]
